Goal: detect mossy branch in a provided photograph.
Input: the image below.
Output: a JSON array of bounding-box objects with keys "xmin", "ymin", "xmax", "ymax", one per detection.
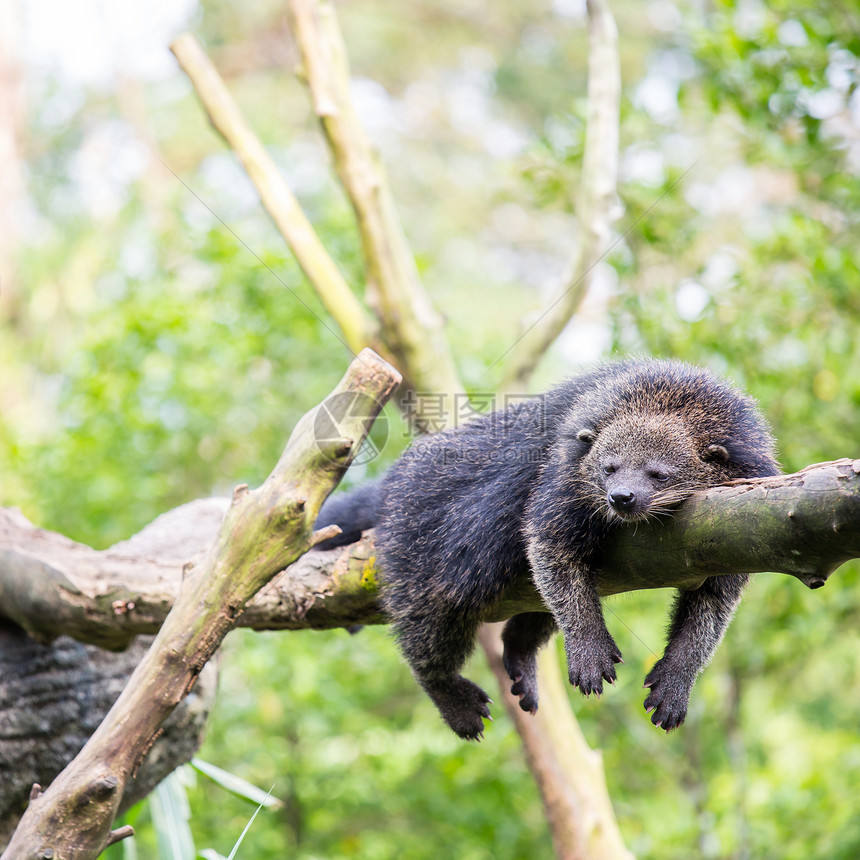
[
  {"xmin": 1, "ymin": 349, "xmax": 400, "ymax": 860},
  {"xmin": 2, "ymin": 460, "xmax": 856, "ymax": 644}
]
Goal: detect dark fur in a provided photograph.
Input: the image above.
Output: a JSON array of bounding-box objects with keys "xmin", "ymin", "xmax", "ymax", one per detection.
[
  {"xmin": 315, "ymin": 479, "xmax": 382, "ymax": 548},
  {"xmin": 317, "ymin": 360, "xmax": 780, "ymax": 739}
]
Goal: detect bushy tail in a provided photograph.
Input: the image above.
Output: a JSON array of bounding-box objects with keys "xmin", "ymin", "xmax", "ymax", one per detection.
[{"xmin": 314, "ymin": 479, "xmax": 383, "ymax": 549}]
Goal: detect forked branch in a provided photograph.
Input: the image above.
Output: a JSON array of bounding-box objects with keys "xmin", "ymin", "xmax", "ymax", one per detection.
[
  {"xmin": 170, "ymin": 33, "xmax": 378, "ymax": 357},
  {"xmin": 1, "ymin": 349, "xmax": 400, "ymax": 860}
]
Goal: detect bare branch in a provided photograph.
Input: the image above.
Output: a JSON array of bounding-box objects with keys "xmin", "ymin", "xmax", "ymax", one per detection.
[
  {"xmin": 599, "ymin": 459, "xmax": 860, "ymax": 592},
  {"xmin": 106, "ymin": 826, "xmax": 134, "ymax": 847},
  {"xmin": 287, "ymin": 0, "xmax": 463, "ymax": 412},
  {"xmin": 170, "ymin": 33, "xmax": 378, "ymax": 357},
  {"xmin": 2, "ymin": 349, "xmax": 400, "ymax": 860},
  {"xmin": 0, "ymin": 503, "xmax": 384, "ymax": 649},
  {"xmin": 3, "ymin": 460, "xmax": 856, "ymax": 646}
]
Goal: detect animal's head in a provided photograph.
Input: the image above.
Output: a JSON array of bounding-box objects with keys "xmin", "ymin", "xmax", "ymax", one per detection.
[{"xmin": 573, "ymin": 413, "xmax": 732, "ymax": 523}]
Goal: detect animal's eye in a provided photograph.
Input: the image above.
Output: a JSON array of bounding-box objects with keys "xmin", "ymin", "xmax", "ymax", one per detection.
[
  {"xmin": 602, "ymin": 465, "xmax": 617, "ymax": 475},
  {"xmin": 648, "ymin": 470, "xmax": 670, "ymax": 482}
]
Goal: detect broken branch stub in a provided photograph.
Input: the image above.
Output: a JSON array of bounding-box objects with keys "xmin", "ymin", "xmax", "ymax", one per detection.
[{"xmin": 1, "ymin": 348, "xmax": 401, "ymax": 860}]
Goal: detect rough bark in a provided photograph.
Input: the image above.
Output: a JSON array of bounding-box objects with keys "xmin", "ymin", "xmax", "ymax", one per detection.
[
  {"xmin": 3, "ymin": 460, "xmax": 856, "ymax": 652},
  {"xmin": 0, "ymin": 625, "xmax": 218, "ymax": 850},
  {"xmin": 599, "ymin": 459, "xmax": 860, "ymax": 591},
  {"xmin": 0, "ymin": 501, "xmax": 383, "ymax": 650},
  {"xmin": 1, "ymin": 348, "xmax": 401, "ymax": 860}
]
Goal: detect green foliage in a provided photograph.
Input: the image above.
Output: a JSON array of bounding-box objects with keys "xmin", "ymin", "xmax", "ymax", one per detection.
[
  {"xmin": 593, "ymin": 4, "xmax": 860, "ymax": 857},
  {"xmin": 3, "ymin": 0, "xmax": 860, "ymax": 858},
  {"xmin": 187, "ymin": 627, "xmax": 552, "ymax": 859},
  {"xmin": 692, "ymin": 0, "xmax": 860, "ymax": 143},
  {"xmin": 3, "ymin": 211, "xmax": 358, "ymax": 546}
]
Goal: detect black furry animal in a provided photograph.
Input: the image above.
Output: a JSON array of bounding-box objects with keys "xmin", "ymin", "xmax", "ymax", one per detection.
[{"xmin": 316, "ymin": 359, "xmax": 780, "ymax": 739}]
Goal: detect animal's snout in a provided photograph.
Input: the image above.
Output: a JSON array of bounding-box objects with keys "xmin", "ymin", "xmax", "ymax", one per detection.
[
  {"xmin": 608, "ymin": 488, "xmax": 637, "ymax": 511},
  {"xmin": 798, "ymin": 573, "xmax": 828, "ymax": 590}
]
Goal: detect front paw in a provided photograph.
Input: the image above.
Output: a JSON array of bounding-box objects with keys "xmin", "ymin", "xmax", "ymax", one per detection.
[
  {"xmin": 643, "ymin": 658, "xmax": 693, "ymax": 731},
  {"xmin": 566, "ymin": 634, "xmax": 623, "ymax": 697}
]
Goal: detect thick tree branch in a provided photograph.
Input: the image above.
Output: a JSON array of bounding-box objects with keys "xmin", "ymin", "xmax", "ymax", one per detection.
[
  {"xmin": 1, "ymin": 349, "xmax": 401, "ymax": 860},
  {"xmin": 3, "ymin": 458, "xmax": 856, "ymax": 852},
  {"xmin": 0, "ymin": 506, "xmax": 383, "ymax": 649},
  {"xmin": 498, "ymin": 0, "xmax": 620, "ymax": 392},
  {"xmin": 2, "ymin": 460, "xmax": 856, "ymax": 646},
  {"xmin": 600, "ymin": 458, "xmax": 860, "ymax": 591}
]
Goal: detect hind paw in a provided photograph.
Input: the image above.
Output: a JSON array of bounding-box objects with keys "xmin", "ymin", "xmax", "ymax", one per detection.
[
  {"xmin": 425, "ymin": 676, "xmax": 493, "ymax": 740},
  {"xmin": 504, "ymin": 653, "xmax": 539, "ymax": 713}
]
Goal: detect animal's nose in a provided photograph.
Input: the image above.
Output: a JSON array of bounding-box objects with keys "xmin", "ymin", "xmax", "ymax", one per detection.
[{"xmin": 608, "ymin": 488, "xmax": 636, "ymax": 510}]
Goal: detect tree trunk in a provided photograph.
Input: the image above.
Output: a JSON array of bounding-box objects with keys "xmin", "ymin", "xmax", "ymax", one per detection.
[{"xmin": 0, "ymin": 622, "xmax": 217, "ymax": 849}]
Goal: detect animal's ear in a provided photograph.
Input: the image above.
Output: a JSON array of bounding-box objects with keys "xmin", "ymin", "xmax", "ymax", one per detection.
[
  {"xmin": 704, "ymin": 443, "xmax": 730, "ymax": 463},
  {"xmin": 576, "ymin": 428, "xmax": 597, "ymax": 445}
]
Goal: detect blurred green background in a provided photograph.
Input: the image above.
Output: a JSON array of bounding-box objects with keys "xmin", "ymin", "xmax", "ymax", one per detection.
[{"xmin": 1, "ymin": 0, "xmax": 858, "ymax": 857}]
